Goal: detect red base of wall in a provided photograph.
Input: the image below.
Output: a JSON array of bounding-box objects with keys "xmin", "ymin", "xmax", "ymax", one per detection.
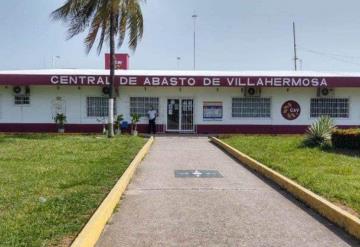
[
  {"xmin": 0, "ymin": 123, "xmax": 103, "ymax": 133},
  {"xmin": 0, "ymin": 124, "xmax": 358, "ymax": 134},
  {"xmin": 196, "ymin": 125, "xmax": 360, "ymax": 134},
  {"xmin": 196, "ymin": 125, "xmax": 308, "ymax": 134},
  {"xmin": 0, "ymin": 123, "xmax": 165, "ymax": 134}
]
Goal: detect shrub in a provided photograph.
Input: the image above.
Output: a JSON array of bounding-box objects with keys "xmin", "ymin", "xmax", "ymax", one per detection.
[
  {"xmin": 304, "ymin": 116, "xmax": 335, "ymax": 147},
  {"xmin": 332, "ymin": 129, "xmax": 360, "ymax": 149}
]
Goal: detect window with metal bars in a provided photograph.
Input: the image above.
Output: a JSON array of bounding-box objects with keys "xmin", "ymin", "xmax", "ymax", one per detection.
[
  {"xmin": 130, "ymin": 97, "xmax": 159, "ymax": 117},
  {"xmin": 14, "ymin": 95, "xmax": 30, "ymax": 105},
  {"xmin": 310, "ymin": 98, "xmax": 349, "ymax": 118},
  {"xmin": 87, "ymin": 97, "xmax": 116, "ymax": 117},
  {"xmin": 232, "ymin": 98, "xmax": 271, "ymax": 118}
]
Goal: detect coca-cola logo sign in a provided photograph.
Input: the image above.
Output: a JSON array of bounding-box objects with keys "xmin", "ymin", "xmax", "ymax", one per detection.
[{"xmin": 281, "ymin": 101, "xmax": 301, "ymax": 120}]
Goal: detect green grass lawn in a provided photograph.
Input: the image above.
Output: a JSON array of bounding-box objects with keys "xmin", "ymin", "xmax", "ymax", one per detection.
[
  {"xmin": 0, "ymin": 134, "xmax": 146, "ymax": 247},
  {"xmin": 221, "ymin": 135, "xmax": 360, "ymax": 217}
]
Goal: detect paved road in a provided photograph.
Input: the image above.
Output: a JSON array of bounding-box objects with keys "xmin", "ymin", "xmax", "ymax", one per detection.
[{"xmin": 97, "ymin": 137, "xmax": 359, "ymax": 247}]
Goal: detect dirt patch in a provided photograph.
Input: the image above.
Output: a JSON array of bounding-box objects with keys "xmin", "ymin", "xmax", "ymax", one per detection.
[
  {"xmin": 49, "ymin": 235, "xmax": 75, "ymax": 247},
  {"xmin": 333, "ymin": 202, "xmax": 359, "ymax": 219}
]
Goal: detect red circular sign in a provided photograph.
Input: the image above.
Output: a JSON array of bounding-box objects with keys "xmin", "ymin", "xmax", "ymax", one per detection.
[{"xmin": 281, "ymin": 101, "xmax": 301, "ymax": 120}]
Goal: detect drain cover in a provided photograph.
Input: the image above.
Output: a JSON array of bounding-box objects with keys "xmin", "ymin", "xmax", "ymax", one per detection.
[{"xmin": 175, "ymin": 170, "xmax": 223, "ymax": 178}]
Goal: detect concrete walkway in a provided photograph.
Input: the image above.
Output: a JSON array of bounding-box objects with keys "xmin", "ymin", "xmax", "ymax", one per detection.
[{"xmin": 97, "ymin": 137, "xmax": 359, "ymax": 247}]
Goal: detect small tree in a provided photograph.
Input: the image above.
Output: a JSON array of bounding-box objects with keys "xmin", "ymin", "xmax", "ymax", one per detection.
[
  {"xmin": 114, "ymin": 114, "xmax": 124, "ymax": 134},
  {"xmin": 131, "ymin": 113, "xmax": 140, "ymax": 136},
  {"xmin": 54, "ymin": 113, "xmax": 67, "ymax": 133}
]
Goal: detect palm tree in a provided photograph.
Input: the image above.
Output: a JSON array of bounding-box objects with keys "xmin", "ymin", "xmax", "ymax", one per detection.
[{"xmin": 51, "ymin": 0, "xmax": 144, "ymax": 137}]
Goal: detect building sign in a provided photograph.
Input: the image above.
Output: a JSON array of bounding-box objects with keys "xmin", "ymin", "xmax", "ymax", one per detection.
[
  {"xmin": 117, "ymin": 76, "xmax": 328, "ymax": 87},
  {"xmin": 105, "ymin": 53, "xmax": 129, "ymax": 70},
  {"xmin": 2, "ymin": 73, "xmax": 360, "ymax": 87},
  {"xmin": 281, "ymin": 100, "xmax": 301, "ymax": 120},
  {"xmin": 45, "ymin": 75, "xmax": 329, "ymax": 87},
  {"xmin": 203, "ymin": 102, "xmax": 223, "ymax": 120}
]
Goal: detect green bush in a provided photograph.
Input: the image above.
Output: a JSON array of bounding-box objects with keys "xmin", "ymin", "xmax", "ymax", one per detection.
[
  {"xmin": 304, "ymin": 116, "xmax": 336, "ymax": 147},
  {"xmin": 332, "ymin": 128, "xmax": 360, "ymax": 149}
]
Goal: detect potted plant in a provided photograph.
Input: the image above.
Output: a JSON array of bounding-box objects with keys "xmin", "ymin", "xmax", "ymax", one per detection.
[
  {"xmin": 131, "ymin": 113, "xmax": 140, "ymax": 136},
  {"xmin": 54, "ymin": 113, "xmax": 67, "ymax": 133},
  {"xmin": 114, "ymin": 114, "xmax": 124, "ymax": 134},
  {"xmin": 96, "ymin": 117, "xmax": 107, "ymax": 135}
]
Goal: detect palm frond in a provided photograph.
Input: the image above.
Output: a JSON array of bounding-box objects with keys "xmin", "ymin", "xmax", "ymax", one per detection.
[
  {"xmin": 85, "ymin": 1, "xmax": 110, "ymax": 53},
  {"xmin": 52, "ymin": 0, "xmax": 145, "ymax": 53},
  {"xmin": 126, "ymin": 0, "xmax": 143, "ymax": 50},
  {"xmin": 117, "ymin": 3, "xmax": 128, "ymax": 48}
]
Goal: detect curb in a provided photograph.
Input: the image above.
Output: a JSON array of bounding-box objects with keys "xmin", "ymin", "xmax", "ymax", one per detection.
[
  {"xmin": 210, "ymin": 137, "xmax": 360, "ymax": 240},
  {"xmin": 71, "ymin": 136, "xmax": 154, "ymax": 247}
]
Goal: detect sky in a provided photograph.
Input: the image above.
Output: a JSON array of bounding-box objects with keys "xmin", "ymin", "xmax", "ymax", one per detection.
[{"xmin": 1, "ymin": 0, "xmax": 360, "ymax": 72}]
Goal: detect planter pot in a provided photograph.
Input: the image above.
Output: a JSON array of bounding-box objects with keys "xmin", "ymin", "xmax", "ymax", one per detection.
[
  {"xmin": 114, "ymin": 127, "xmax": 122, "ymax": 135},
  {"xmin": 133, "ymin": 130, "xmax": 138, "ymax": 136}
]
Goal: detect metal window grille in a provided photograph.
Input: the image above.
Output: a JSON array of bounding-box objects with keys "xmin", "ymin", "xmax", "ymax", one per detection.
[
  {"xmin": 87, "ymin": 97, "xmax": 116, "ymax": 117},
  {"xmin": 310, "ymin": 98, "xmax": 349, "ymax": 118},
  {"xmin": 232, "ymin": 98, "xmax": 271, "ymax": 118},
  {"xmin": 14, "ymin": 95, "xmax": 30, "ymax": 105},
  {"xmin": 130, "ymin": 97, "xmax": 159, "ymax": 117}
]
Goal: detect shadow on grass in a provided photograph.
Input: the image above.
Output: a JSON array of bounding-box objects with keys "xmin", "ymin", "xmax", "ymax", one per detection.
[
  {"xmin": 323, "ymin": 148, "xmax": 360, "ymax": 158},
  {"xmin": 297, "ymin": 141, "xmax": 360, "ymax": 158}
]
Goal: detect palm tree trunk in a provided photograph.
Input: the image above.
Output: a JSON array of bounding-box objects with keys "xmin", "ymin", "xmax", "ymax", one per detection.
[{"xmin": 108, "ymin": 9, "xmax": 115, "ymax": 138}]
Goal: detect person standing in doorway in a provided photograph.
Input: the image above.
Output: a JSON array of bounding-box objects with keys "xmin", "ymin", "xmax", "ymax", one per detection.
[{"xmin": 147, "ymin": 106, "xmax": 157, "ymax": 134}]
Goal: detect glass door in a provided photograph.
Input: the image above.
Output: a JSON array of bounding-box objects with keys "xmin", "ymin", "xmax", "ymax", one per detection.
[
  {"xmin": 167, "ymin": 99, "xmax": 194, "ymax": 132},
  {"xmin": 181, "ymin": 99, "xmax": 194, "ymax": 131},
  {"xmin": 167, "ymin": 99, "xmax": 180, "ymax": 131}
]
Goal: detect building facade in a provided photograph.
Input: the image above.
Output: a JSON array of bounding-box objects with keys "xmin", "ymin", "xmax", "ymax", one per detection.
[{"xmin": 0, "ymin": 70, "xmax": 359, "ymax": 134}]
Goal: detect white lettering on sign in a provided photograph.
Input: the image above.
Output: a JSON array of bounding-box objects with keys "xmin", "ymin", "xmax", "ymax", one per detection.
[
  {"xmin": 247, "ymin": 78, "xmax": 255, "ymax": 86},
  {"xmin": 60, "ymin": 76, "xmax": 69, "ymax": 85},
  {"xmin": 119, "ymin": 77, "xmax": 127, "ymax": 85},
  {"xmin": 283, "ymin": 78, "xmax": 291, "ymax": 87},
  {"xmin": 170, "ymin": 77, "xmax": 178, "ymax": 86},
  {"xmin": 203, "ymin": 77, "xmax": 221, "ymax": 86},
  {"xmin": 51, "ymin": 76, "xmax": 59, "ymax": 84},
  {"xmin": 129, "ymin": 77, "xmax": 137, "ymax": 85},
  {"xmin": 49, "ymin": 75, "xmax": 328, "ymax": 87},
  {"xmin": 227, "ymin": 77, "xmax": 247, "ymax": 86},
  {"xmin": 97, "ymin": 77, "xmax": 105, "ymax": 85},
  {"xmin": 188, "ymin": 78, "xmax": 196, "ymax": 86},
  {"xmin": 203, "ymin": 78, "xmax": 211, "ymax": 86},
  {"xmin": 141, "ymin": 77, "xmax": 198, "ymax": 86},
  {"xmin": 50, "ymin": 76, "xmax": 111, "ymax": 85},
  {"xmin": 88, "ymin": 76, "xmax": 95, "ymax": 85}
]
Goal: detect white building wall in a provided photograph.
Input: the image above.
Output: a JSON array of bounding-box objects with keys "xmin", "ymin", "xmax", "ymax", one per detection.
[
  {"xmin": 0, "ymin": 86, "xmax": 105, "ymax": 124},
  {"xmin": 118, "ymin": 86, "xmax": 360, "ymax": 126},
  {"xmin": 0, "ymin": 85, "xmax": 359, "ymax": 128}
]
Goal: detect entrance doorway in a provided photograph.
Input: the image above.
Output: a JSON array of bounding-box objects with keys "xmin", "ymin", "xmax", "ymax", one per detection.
[{"xmin": 167, "ymin": 99, "xmax": 194, "ymax": 132}]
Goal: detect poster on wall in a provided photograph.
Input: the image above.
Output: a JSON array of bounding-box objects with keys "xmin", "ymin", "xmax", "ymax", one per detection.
[{"xmin": 203, "ymin": 102, "xmax": 223, "ymax": 120}]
